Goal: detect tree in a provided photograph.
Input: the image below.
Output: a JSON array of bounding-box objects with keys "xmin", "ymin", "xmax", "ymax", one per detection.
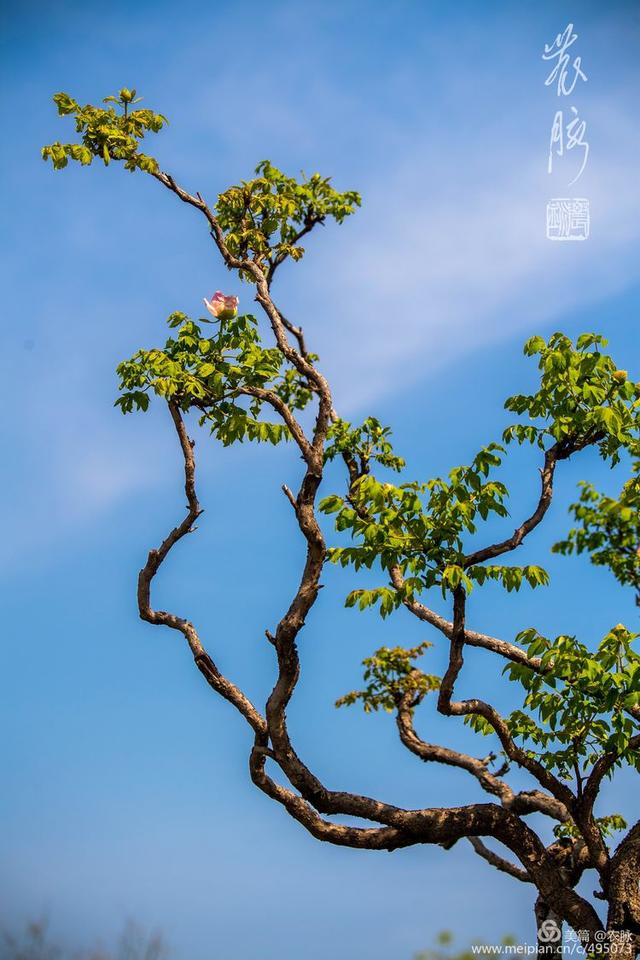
[
  {"xmin": 414, "ymin": 930, "xmax": 518, "ymax": 960},
  {"xmin": 43, "ymin": 89, "xmax": 640, "ymax": 958},
  {"xmin": 1, "ymin": 918, "xmax": 167, "ymax": 960}
]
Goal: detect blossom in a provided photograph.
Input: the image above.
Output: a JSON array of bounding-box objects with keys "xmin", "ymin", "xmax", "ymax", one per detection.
[{"xmin": 203, "ymin": 291, "xmax": 239, "ymax": 320}]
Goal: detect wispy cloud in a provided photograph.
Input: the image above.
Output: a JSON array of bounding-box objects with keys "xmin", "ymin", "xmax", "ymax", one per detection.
[{"xmin": 295, "ymin": 99, "xmax": 640, "ymax": 409}]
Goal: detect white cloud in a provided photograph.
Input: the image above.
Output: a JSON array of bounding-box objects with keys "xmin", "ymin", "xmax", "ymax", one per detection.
[{"xmin": 293, "ymin": 99, "xmax": 640, "ymax": 409}]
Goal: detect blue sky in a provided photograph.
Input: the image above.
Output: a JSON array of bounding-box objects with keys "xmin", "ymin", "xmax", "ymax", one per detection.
[{"xmin": 1, "ymin": 1, "xmax": 640, "ymax": 957}]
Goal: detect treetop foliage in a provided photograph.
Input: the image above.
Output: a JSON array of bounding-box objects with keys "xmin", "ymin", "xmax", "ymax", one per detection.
[
  {"xmin": 42, "ymin": 90, "xmax": 361, "ymax": 281},
  {"xmin": 41, "ymin": 88, "xmax": 166, "ymax": 173},
  {"xmin": 504, "ymin": 332, "xmax": 640, "ymax": 465},
  {"xmin": 215, "ymin": 159, "xmax": 361, "ymax": 273}
]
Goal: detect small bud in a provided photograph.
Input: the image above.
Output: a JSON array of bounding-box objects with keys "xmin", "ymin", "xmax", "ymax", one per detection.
[{"xmin": 120, "ymin": 88, "xmax": 133, "ymax": 103}]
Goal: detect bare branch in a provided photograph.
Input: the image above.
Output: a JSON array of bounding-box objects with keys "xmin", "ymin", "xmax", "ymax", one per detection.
[
  {"xmin": 249, "ymin": 744, "xmax": 413, "ymax": 850},
  {"xmin": 464, "ymin": 444, "xmax": 562, "ymax": 568},
  {"xmin": 396, "ymin": 693, "xmax": 514, "ymax": 803},
  {"xmin": 137, "ymin": 400, "xmax": 266, "ymax": 737},
  {"xmin": 396, "ymin": 695, "xmax": 570, "ymax": 823},
  {"xmin": 150, "ymin": 170, "xmax": 252, "ymax": 276},
  {"xmin": 281, "ymin": 484, "xmax": 298, "ymax": 512},
  {"xmin": 469, "ymin": 837, "xmax": 532, "ymax": 882},
  {"xmin": 279, "ymin": 312, "xmax": 310, "ymax": 359},
  {"xmin": 390, "ymin": 565, "xmax": 542, "ymax": 669}
]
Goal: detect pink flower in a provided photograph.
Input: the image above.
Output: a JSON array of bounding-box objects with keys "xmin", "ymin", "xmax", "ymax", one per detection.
[{"xmin": 203, "ymin": 291, "xmax": 239, "ymax": 321}]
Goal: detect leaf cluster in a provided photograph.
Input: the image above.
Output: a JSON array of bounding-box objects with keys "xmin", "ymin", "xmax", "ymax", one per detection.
[
  {"xmin": 553, "ymin": 478, "xmax": 640, "ymax": 597},
  {"xmin": 320, "ymin": 442, "xmax": 507, "ymax": 570},
  {"xmin": 553, "ymin": 813, "xmax": 627, "ymax": 841},
  {"xmin": 336, "ymin": 642, "xmax": 440, "ymax": 713},
  {"xmin": 497, "ymin": 625, "xmax": 640, "ymax": 778},
  {"xmin": 324, "ymin": 417, "xmax": 406, "ymax": 473},
  {"xmin": 116, "ymin": 310, "xmax": 312, "ymax": 446},
  {"xmin": 216, "ymin": 159, "xmax": 361, "ymax": 275},
  {"xmin": 321, "ymin": 442, "xmax": 546, "ymax": 608},
  {"xmin": 42, "ymin": 89, "xmax": 166, "ymax": 173},
  {"xmin": 503, "ymin": 333, "xmax": 640, "ymax": 465}
]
